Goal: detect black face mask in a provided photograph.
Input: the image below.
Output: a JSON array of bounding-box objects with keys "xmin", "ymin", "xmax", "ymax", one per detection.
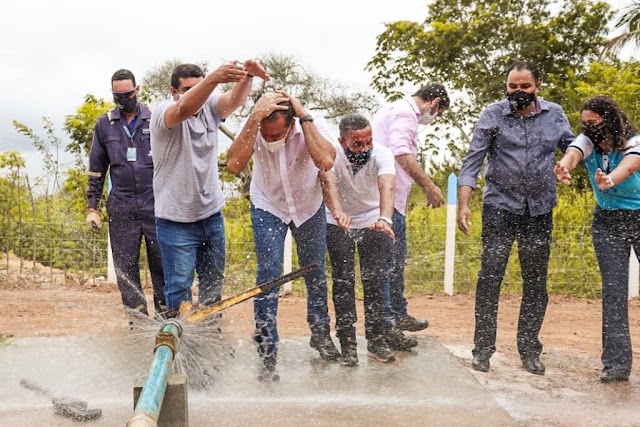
[
  {"xmin": 344, "ymin": 147, "xmax": 372, "ymax": 173},
  {"xmin": 581, "ymin": 122, "xmax": 607, "ymax": 145},
  {"xmin": 506, "ymin": 90, "xmax": 536, "ymax": 111},
  {"xmin": 115, "ymin": 95, "xmax": 138, "ymax": 114}
]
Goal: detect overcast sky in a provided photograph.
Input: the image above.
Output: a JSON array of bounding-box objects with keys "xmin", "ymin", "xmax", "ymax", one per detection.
[
  {"xmin": 0, "ymin": 0, "xmax": 630, "ymax": 178},
  {"xmin": 0, "ymin": 0, "xmax": 429, "ymax": 176}
]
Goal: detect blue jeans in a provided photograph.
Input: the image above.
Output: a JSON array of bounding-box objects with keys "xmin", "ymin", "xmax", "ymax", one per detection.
[
  {"xmin": 383, "ymin": 209, "xmax": 409, "ymax": 323},
  {"xmin": 251, "ymin": 205, "xmax": 331, "ymax": 357},
  {"xmin": 592, "ymin": 207, "xmax": 640, "ymax": 376},
  {"xmin": 155, "ymin": 212, "xmax": 225, "ymax": 311},
  {"xmin": 473, "ymin": 205, "xmax": 551, "ymax": 359}
]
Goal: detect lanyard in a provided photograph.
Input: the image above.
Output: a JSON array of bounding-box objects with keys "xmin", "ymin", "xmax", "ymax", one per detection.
[{"xmin": 121, "ymin": 123, "xmax": 137, "ymax": 141}]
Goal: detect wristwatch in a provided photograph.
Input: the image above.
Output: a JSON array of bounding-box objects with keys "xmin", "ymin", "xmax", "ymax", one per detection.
[
  {"xmin": 299, "ymin": 114, "xmax": 314, "ymax": 124},
  {"xmin": 378, "ymin": 216, "xmax": 393, "ymax": 226}
]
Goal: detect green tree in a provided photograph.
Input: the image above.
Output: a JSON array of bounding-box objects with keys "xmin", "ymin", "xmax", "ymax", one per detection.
[
  {"xmin": 227, "ymin": 52, "xmax": 379, "ymax": 120},
  {"xmin": 63, "ymin": 94, "xmax": 112, "ymax": 166},
  {"xmin": 604, "ymin": 0, "xmax": 640, "ymax": 55},
  {"xmin": 0, "ymin": 152, "xmax": 27, "ymax": 252},
  {"xmin": 13, "ymin": 117, "xmax": 64, "ymax": 193}
]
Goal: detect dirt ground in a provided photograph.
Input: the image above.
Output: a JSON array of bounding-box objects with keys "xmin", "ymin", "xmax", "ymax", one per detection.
[{"xmin": 2, "ymin": 253, "xmax": 640, "ymax": 426}]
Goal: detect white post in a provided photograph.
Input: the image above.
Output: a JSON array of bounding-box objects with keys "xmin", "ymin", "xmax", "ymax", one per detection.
[
  {"xmin": 107, "ymin": 234, "xmax": 116, "ymax": 283},
  {"xmin": 282, "ymin": 229, "xmax": 293, "ymax": 295},
  {"xmin": 629, "ymin": 247, "xmax": 639, "ymax": 299},
  {"xmin": 443, "ymin": 173, "xmax": 457, "ymax": 296},
  {"xmin": 106, "ymin": 176, "xmax": 116, "ymax": 283}
]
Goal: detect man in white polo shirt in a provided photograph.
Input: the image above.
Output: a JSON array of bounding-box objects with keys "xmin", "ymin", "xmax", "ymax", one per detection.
[
  {"xmin": 227, "ymin": 91, "xmax": 338, "ymax": 381},
  {"xmin": 321, "ymin": 113, "xmax": 417, "ymax": 367}
]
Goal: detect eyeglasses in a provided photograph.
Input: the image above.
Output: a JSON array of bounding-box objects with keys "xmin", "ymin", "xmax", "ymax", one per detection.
[{"xmin": 112, "ymin": 89, "xmax": 136, "ymax": 100}]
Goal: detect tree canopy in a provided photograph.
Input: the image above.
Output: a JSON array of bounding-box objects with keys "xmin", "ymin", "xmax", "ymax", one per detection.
[{"xmin": 367, "ymin": 0, "xmax": 611, "ymax": 108}]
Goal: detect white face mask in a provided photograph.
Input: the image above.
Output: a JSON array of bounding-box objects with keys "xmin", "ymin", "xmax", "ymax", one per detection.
[
  {"xmin": 418, "ymin": 110, "xmax": 438, "ymax": 126},
  {"xmin": 259, "ymin": 123, "xmax": 292, "ymax": 153}
]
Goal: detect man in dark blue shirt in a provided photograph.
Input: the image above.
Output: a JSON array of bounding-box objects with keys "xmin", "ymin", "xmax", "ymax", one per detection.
[
  {"xmin": 86, "ymin": 69, "xmax": 165, "ymax": 316},
  {"xmin": 457, "ymin": 61, "xmax": 574, "ymax": 375}
]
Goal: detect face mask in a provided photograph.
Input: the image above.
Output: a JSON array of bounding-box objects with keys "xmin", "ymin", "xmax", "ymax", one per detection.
[
  {"xmin": 506, "ymin": 90, "xmax": 536, "ymax": 111},
  {"xmin": 344, "ymin": 146, "xmax": 372, "ymax": 173},
  {"xmin": 116, "ymin": 95, "xmax": 138, "ymax": 114},
  {"xmin": 260, "ymin": 134, "xmax": 286, "ymax": 153},
  {"xmin": 581, "ymin": 122, "xmax": 607, "ymax": 145},
  {"xmin": 259, "ymin": 123, "xmax": 292, "ymax": 153},
  {"xmin": 418, "ymin": 110, "xmax": 438, "ymax": 126}
]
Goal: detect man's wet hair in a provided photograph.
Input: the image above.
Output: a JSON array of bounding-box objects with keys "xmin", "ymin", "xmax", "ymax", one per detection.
[
  {"xmin": 507, "ymin": 60, "xmax": 540, "ymax": 82},
  {"xmin": 111, "ymin": 69, "xmax": 136, "ymax": 86},
  {"xmin": 264, "ymin": 101, "xmax": 295, "ymax": 126},
  {"xmin": 171, "ymin": 64, "xmax": 205, "ymax": 89},
  {"xmin": 339, "ymin": 113, "xmax": 370, "ymax": 139},
  {"xmin": 414, "ymin": 83, "xmax": 450, "ymax": 109}
]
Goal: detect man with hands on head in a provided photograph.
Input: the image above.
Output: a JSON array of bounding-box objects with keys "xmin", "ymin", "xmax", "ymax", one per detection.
[
  {"xmin": 150, "ymin": 59, "xmax": 269, "ymax": 315},
  {"xmin": 227, "ymin": 91, "xmax": 338, "ymax": 381}
]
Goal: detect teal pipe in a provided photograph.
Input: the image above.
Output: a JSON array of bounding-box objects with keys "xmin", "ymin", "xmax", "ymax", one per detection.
[{"xmin": 127, "ymin": 321, "xmax": 181, "ymax": 427}]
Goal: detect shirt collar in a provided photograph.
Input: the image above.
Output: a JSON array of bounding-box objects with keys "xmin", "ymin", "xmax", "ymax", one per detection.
[
  {"xmin": 500, "ymin": 97, "xmax": 550, "ymax": 117},
  {"xmin": 109, "ymin": 103, "xmax": 151, "ymax": 121},
  {"xmin": 404, "ymin": 95, "xmax": 421, "ymax": 118}
]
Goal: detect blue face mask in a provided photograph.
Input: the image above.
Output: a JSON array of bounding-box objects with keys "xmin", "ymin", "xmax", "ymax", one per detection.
[{"xmin": 344, "ymin": 146, "xmax": 372, "ymax": 173}]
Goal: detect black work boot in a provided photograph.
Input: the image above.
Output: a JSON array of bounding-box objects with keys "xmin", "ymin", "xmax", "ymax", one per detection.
[
  {"xmin": 396, "ymin": 314, "xmax": 429, "ymax": 332},
  {"xmin": 310, "ymin": 334, "xmax": 340, "ymax": 361},
  {"xmin": 339, "ymin": 336, "xmax": 358, "ymax": 367},
  {"xmin": 258, "ymin": 354, "xmax": 280, "ymax": 382},
  {"xmin": 521, "ymin": 355, "xmax": 545, "ymax": 375},
  {"xmin": 367, "ymin": 337, "xmax": 395, "ymax": 363},
  {"xmin": 385, "ymin": 327, "xmax": 418, "ymax": 351},
  {"xmin": 600, "ymin": 368, "xmax": 629, "ymax": 383},
  {"xmin": 472, "ymin": 354, "xmax": 490, "ymax": 372}
]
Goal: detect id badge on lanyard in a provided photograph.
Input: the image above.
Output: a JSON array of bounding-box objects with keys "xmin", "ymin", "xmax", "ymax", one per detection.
[
  {"xmin": 123, "ymin": 124, "xmax": 137, "ymax": 162},
  {"xmin": 127, "ymin": 147, "xmax": 137, "ymax": 162}
]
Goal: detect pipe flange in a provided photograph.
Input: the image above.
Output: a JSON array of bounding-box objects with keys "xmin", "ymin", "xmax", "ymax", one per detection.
[
  {"xmin": 160, "ymin": 319, "xmax": 183, "ymax": 337},
  {"xmin": 153, "ymin": 331, "xmax": 179, "ymax": 358}
]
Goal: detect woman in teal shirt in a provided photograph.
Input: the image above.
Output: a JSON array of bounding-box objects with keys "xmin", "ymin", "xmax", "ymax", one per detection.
[{"xmin": 555, "ymin": 95, "xmax": 640, "ymax": 383}]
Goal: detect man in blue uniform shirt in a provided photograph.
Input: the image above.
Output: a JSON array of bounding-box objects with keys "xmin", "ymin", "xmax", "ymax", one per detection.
[{"xmin": 86, "ymin": 69, "xmax": 165, "ymax": 316}]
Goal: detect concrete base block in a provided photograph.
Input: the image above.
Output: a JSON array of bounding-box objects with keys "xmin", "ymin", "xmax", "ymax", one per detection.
[{"xmin": 133, "ymin": 373, "xmax": 189, "ymax": 427}]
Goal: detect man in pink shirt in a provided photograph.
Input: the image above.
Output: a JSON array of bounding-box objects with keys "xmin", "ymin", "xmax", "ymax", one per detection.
[
  {"xmin": 227, "ymin": 91, "xmax": 338, "ymax": 381},
  {"xmin": 372, "ymin": 83, "xmax": 449, "ymax": 336}
]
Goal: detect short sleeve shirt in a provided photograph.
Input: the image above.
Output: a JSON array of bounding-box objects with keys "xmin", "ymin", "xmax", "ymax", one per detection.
[
  {"xmin": 569, "ymin": 134, "xmax": 640, "ymax": 210},
  {"xmin": 248, "ymin": 114, "xmax": 332, "ymax": 226},
  {"xmin": 150, "ymin": 94, "xmax": 225, "ymax": 222},
  {"xmin": 326, "ymin": 143, "xmax": 396, "ymax": 229},
  {"xmin": 371, "ymin": 96, "xmax": 421, "ymax": 215}
]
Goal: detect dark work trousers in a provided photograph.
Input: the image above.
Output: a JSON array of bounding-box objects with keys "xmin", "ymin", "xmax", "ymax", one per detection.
[
  {"xmin": 473, "ymin": 205, "xmax": 552, "ymax": 359},
  {"xmin": 592, "ymin": 208, "xmax": 640, "ymax": 376},
  {"xmin": 326, "ymin": 224, "xmax": 392, "ymax": 342},
  {"xmin": 108, "ymin": 212, "xmax": 165, "ymax": 314}
]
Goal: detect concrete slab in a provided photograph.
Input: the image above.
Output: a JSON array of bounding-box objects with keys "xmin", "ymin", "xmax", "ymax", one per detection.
[{"xmin": 0, "ymin": 335, "xmax": 517, "ymax": 426}]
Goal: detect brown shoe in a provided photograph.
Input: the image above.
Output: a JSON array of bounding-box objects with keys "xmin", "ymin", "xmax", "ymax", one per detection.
[
  {"xmin": 396, "ymin": 315, "xmax": 429, "ymax": 332},
  {"xmin": 385, "ymin": 328, "xmax": 418, "ymax": 351}
]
